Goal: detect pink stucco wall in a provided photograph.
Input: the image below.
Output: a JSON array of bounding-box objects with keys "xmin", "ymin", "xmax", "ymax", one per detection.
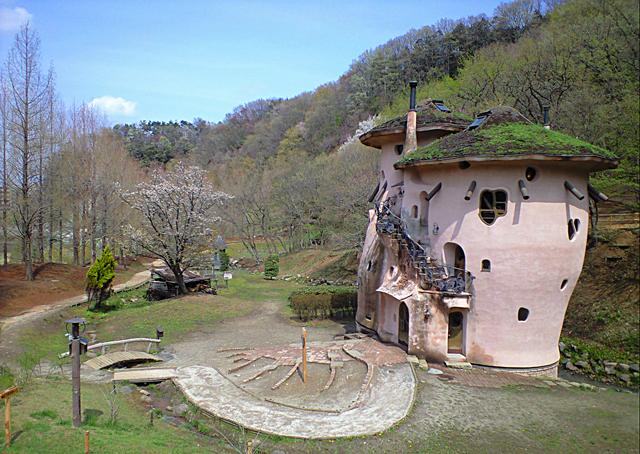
[{"xmin": 357, "ymin": 133, "xmax": 598, "ymax": 370}]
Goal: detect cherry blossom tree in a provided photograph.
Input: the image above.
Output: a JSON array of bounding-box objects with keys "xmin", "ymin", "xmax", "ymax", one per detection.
[{"xmin": 122, "ymin": 162, "xmax": 230, "ymax": 294}]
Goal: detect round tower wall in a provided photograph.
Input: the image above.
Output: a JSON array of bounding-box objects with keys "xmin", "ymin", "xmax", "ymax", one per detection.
[{"xmin": 401, "ymin": 160, "xmax": 590, "ymax": 368}]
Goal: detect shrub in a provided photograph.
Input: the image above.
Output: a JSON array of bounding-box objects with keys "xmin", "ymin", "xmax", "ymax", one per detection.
[
  {"xmin": 264, "ymin": 254, "xmax": 279, "ymax": 279},
  {"xmin": 289, "ymin": 285, "xmax": 357, "ymax": 321},
  {"xmin": 219, "ymin": 250, "xmax": 230, "ymax": 272},
  {"xmin": 86, "ymin": 246, "xmax": 118, "ymax": 311}
]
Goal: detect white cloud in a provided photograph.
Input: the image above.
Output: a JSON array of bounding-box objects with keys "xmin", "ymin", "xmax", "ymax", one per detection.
[
  {"xmin": 88, "ymin": 96, "xmax": 137, "ymax": 117},
  {"xmin": 0, "ymin": 6, "xmax": 32, "ymax": 32}
]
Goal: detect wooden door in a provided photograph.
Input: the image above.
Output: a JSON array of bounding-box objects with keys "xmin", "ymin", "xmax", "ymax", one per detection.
[
  {"xmin": 448, "ymin": 311, "xmax": 464, "ymax": 353},
  {"xmin": 398, "ymin": 303, "xmax": 409, "ymax": 346}
]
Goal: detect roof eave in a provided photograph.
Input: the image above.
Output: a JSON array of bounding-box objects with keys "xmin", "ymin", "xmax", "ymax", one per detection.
[
  {"xmin": 394, "ymin": 154, "xmax": 619, "ymax": 171},
  {"xmin": 359, "ymin": 123, "xmax": 466, "ymax": 148}
]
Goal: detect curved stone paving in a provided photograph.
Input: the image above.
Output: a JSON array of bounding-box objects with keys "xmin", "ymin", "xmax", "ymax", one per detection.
[{"xmin": 173, "ymin": 363, "xmax": 416, "ymax": 439}]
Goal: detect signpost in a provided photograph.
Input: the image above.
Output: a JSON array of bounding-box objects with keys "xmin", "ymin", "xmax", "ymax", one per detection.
[
  {"xmin": 301, "ymin": 328, "xmax": 308, "ymax": 383},
  {"xmin": 223, "ymin": 271, "xmax": 232, "ymax": 288},
  {"xmin": 1, "ymin": 386, "xmax": 19, "ymax": 448},
  {"xmin": 65, "ymin": 317, "xmax": 88, "ymax": 428}
]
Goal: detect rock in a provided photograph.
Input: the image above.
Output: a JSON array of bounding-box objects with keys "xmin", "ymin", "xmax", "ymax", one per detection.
[
  {"xmin": 418, "ymin": 359, "xmax": 429, "ymax": 370},
  {"xmin": 558, "ymin": 341, "xmax": 566, "ymax": 352},
  {"xmin": 619, "ymin": 374, "xmax": 631, "ymax": 384},
  {"xmin": 162, "ymin": 415, "xmax": 180, "ymax": 425},
  {"xmin": 629, "ymin": 364, "xmax": 639, "ymax": 373},
  {"xmin": 140, "ymin": 395, "xmax": 152, "ymax": 403},
  {"xmin": 173, "ymin": 403, "xmax": 189, "ymax": 417},
  {"xmin": 565, "ymin": 361, "xmax": 578, "ymax": 372},
  {"xmin": 427, "ymin": 368, "xmax": 443, "ymax": 375},
  {"xmin": 118, "ymin": 385, "xmax": 134, "ymax": 394},
  {"xmin": 604, "ymin": 361, "xmax": 617, "ymax": 367},
  {"xmin": 605, "ymin": 366, "xmax": 617, "ymax": 375},
  {"xmin": 166, "ymin": 406, "xmax": 173, "ymax": 412},
  {"xmin": 618, "ymin": 363, "xmax": 630, "ymax": 372},
  {"xmin": 575, "ymin": 361, "xmax": 589, "ymax": 369},
  {"xmin": 445, "ymin": 361, "xmax": 472, "ymax": 370},
  {"xmin": 406, "ymin": 355, "xmax": 419, "ymax": 365},
  {"xmin": 139, "ymin": 389, "xmax": 150, "ymax": 396}
]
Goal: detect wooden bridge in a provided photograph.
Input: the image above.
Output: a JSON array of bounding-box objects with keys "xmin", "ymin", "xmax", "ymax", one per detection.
[
  {"xmin": 59, "ymin": 337, "xmax": 164, "ymax": 370},
  {"xmin": 84, "ymin": 351, "xmax": 163, "ymax": 370}
]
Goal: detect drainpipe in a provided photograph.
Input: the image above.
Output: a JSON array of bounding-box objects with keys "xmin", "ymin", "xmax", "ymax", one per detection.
[{"xmin": 405, "ymin": 81, "xmax": 418, "ymax": 153}]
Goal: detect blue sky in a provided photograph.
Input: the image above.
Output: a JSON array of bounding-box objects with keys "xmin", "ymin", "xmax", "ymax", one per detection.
[{"xmin": 0, "ymin": 0, "xmax": 504, "ymax": 124}]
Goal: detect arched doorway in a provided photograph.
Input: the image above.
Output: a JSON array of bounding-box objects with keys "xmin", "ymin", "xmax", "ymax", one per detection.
[
  {"xmin": 398, "ymin": 302, "xmax": 409, "ymax": 346},
  {"xmin": 444, "ymin": 242, "xmax": 466, "ymax": 277},
  {"xmin": 448, "ymin": 311, "xmax": 464, "ymax": 353}
]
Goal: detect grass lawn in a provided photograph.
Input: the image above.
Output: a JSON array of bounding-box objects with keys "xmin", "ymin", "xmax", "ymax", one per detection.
[
  {"xmin": 10, "ymin": 270, "xmax": 300, "ymax": 372},
  {"xmin": 0, "ymin": 377, "xmax": 231, "ymax": 453}
]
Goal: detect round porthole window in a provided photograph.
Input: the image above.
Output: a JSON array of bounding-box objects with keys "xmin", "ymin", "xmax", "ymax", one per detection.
[
  {"xmin": 518, "ymin": 307, "xmax": 530, "ymax": 322},
  {"xmin": 525, "ymin": 167, "xmax": 537, "ymax": 182}
]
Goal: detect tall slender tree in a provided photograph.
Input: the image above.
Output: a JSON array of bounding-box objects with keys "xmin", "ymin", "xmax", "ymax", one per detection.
[{"xmin": 4, "ymin": 23, "xmax": 53, "ymax": 279}]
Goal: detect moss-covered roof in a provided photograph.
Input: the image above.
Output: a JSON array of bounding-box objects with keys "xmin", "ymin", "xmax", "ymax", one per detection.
[
  {"xmin": 362, "ymin": 100, "xmax": 471, "ymax": 139},
  {"xmin": 395, "ymin": 106, "xmax": 618, "ymax": 168}
]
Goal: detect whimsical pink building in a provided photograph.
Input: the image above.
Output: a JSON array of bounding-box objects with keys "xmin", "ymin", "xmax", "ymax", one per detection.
[{"xmin": 356, "ymin": 82, "xmax": 617, "ymax": 375}]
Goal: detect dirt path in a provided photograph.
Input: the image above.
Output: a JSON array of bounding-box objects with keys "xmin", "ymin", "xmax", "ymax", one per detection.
[{"xmin": 0, "ymin": 267, "xmax": 151, "ymax": 331}]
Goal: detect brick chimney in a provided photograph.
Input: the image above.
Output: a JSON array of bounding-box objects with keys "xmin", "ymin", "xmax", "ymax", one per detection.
[{"xmin": 404, "ymin": 81, "xmax": 418, "ymax": 153}]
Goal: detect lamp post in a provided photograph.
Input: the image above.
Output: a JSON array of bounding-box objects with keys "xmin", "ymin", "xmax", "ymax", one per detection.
[{"xmin": 65, "ymin": 317, "xmax": 87, "ymax": 428}]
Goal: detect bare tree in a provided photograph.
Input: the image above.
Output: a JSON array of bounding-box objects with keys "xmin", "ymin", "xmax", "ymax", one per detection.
[
  {"xmin": 4, "ymin": 23, "xmax": 53, "ymax": 279},
  {"xmin": 0, "ymin": 72, "xmax": 9, "ymax": 268},
  {"xmin": 122, "ymin": 162, "xmax": 230, "ymax": 294}
]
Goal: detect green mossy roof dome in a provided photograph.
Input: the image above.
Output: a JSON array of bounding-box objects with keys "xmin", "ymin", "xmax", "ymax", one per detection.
[
  {"xmin": 364, "ymin": 100, "xmax": 471, "ymax": 136},
  {"xmin": 395, "ymin": 106, "xmax": 618, "ymax": 169}
]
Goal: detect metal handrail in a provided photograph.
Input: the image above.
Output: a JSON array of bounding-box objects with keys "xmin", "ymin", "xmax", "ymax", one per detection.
[{"xmin": 375, "ymin": 200, "xmax": 473, "ymax": 294}]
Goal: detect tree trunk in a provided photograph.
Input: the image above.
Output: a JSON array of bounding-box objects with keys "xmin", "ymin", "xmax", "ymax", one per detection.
[
  {"xmin": 58, "ymin": 208, "xmax": 63, "ymax": 263},
  {"xmin": 171, "ymin": 265, "xmax": 188, "ymax": 295},
  {"xmin": 72, "ymin": 203, "xmax": 79, "ymax": 265}
]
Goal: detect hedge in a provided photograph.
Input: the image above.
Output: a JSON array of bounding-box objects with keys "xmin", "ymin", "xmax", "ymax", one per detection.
[{"xmin": 289, "ymin": 285, "xmax": 357, "ymax": 321}]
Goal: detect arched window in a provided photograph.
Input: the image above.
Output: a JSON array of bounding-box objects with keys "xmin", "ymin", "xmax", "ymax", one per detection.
[
  {"xmin": 481, "ymin": 259, "xmax": 491, "ymax": 272},
  {"xmin": 411, "ymin": 205, "xmax": 418, "ymax": 218},
  {"xmin": 479, "ymin": 190, "xmax": 508, "ymax": 225}
]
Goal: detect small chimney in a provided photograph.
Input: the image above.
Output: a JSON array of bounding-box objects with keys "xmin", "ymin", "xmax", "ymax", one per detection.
[
  {"xmin": 405, "ymin": 81, "xmax": 418, "ymax": 153},
  {"xmin": 543, "ymin": 106, "xmax": 550, "ymax": 130}
]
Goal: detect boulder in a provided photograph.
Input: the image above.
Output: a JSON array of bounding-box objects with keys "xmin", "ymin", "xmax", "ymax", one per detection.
[
  {"xmin": 565, "ymin": 361, "xmax": 578, "ymax": 372},
  {"xmin": 605, "ymin": 366, "xmax": 617, "ymax": 375},
  {"xmin": 173, "ymin": 403, "xmax": 189, "ymax": 417},
  {"xmin": 629, "ymin": 364, "xmax": 639, "ymax": 373},
  {"xmin": 603, "ymin": 361, "xmax": 617, "ymax": 367},
  {"xmin": 575, "ymin": 361, "xmax": 589, "ymax": 369},
  {"xmin": 558, "ymin": 341, "xmax": 566, "ymax": 353},
  {"xmin": 139, "ymin": 389, "xmax": 150, "ymax": 396},
  {"xmin": 617, "ymin": 363, "xmax": 630, "ymax": 372},
  {"xmin": 618, "ymin": 374, "xmax": 631, "ymax": 384}
]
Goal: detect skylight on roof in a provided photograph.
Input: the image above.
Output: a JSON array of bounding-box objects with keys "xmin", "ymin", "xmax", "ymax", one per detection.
[
  {"xmin": 434, "ymin": 102, "xmax": 451, "ymax": 113},
  {"xmin": 467, "ymin": 115, "xmax": 487, "ymax": 130}
]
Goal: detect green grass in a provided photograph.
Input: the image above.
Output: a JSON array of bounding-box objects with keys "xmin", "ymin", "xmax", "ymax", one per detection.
[
  {"xmin": 13, "ymin": 270, "xmax": 300, "ymax": 365},
  {"xmin": 398, "ymin": 123, "xmax": 617, "ymax": 165},
  {"xmin": 1, "ymin": 378, "xmax": 229, "ymax": 453}
]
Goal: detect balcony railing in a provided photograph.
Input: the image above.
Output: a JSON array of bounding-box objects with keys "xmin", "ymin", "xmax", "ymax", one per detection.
[{"xmin": 375, "ymin": 200, "xmax": 473, "ymax": 294}]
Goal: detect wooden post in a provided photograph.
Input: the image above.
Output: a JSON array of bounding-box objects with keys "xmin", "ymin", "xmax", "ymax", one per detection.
[
  {"xmin": 4, "ymin": 396, "xmax": 10, "ymax": 448},
  {"xmin": 1, "ymin": 386, "xmax": 19, "ymax": 448},
  {"xmin": 301, "ymin": 328, "xmax": 308, "ymax": 384},
  {"xmin": 72, "ymin": 338, "xmax": 82, "ymax": 428},
  {"xmin": 84, "ymin": 430, "xmax": 90, "ymax": 454}
]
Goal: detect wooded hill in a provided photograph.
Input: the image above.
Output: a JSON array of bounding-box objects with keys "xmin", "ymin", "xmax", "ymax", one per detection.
[{"xmin": 113, "ymin": 0, "xmax": 638, "ymax": 258}]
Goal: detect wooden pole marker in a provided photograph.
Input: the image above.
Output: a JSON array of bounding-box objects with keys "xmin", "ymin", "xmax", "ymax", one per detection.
[
  {"xmin": 84, "ymin": 430, "xmax": 90, "ymax": 453},
  {"xmin": 301, "ymin": 328, "xmax": 308, "ymax": 383},
  {"xmin": 1, "ymin": 386, "xmax": 19, "ymax": 448}
]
